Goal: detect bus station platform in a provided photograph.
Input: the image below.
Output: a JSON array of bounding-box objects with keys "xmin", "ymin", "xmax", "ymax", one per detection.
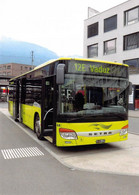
[
  {"xmin": 60, "ymin": 133, "xmax": 139, "ymax": 176},
  {"xmin": 0, "ymin": 105, "xmax": 139, "ymax": 177},
  {"xmin": 59, "ymin": 110, "xmax": 139, "ymax": 176},
  {"xmin": 128, "ymin": 109, "xmax": 139, "ymax": 118}
]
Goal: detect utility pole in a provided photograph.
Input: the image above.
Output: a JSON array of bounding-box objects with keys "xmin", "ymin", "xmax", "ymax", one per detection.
[{"xmin": 31, "ymin": 51, "xmax": 34, "ymax": 65}]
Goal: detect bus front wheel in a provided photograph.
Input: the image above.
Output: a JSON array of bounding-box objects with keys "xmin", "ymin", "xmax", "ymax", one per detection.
[{"xmin": 34, "ymin": 114, "xmax": 43, "ymax": 140}]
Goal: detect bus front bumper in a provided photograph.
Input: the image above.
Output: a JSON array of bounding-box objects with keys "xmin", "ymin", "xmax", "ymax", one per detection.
[{"xmin": 56, "ymin": 121, "xmax": 128, "ymax": 147}]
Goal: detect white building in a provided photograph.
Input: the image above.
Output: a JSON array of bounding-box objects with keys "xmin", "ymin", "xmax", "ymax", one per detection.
[{"xmin": 83, "ymin": 0, "xmax": 139, "ymax": 110}]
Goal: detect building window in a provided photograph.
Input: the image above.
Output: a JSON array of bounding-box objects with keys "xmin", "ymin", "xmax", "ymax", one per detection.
[
  {"xmin": 3, "ymin": 66, "xmax": 6, "ymax": 70},
  {"xmin": 104, "ymin": 15, "xmax": 117, "ymax": 32},
  {"xmin": 124, "ymin": 58, "xmax": 139, "ymax": 74},
  {"xmin": 124, "ymin": 58, "xmax": 139, "ymax": 68},
  {"xmin": 7, "ymin": 65, "xmax": 11, "ymax": 69},
  {"xmin": 88, "ymin": 44, "xmax": 98, "ymax": 58},
  {"xmin": 124, "ymin": 32, "xmax": 139, "ymax": 50},
  {"xmin": 88, "ymin": 22, "xmax": 98, "ymax": 38},
  {"xmin": 124, "ymin": 7, "xmax": 139, "ymax": 26},
  {"xmin": 104, "ymin": 39, "xmax": 116, "ymax": 55}
]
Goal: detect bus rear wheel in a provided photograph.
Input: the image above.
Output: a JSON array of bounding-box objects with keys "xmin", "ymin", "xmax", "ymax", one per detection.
[{"xmin": 34, "ymin": 114, "xmax": 43, "ymax": 140}]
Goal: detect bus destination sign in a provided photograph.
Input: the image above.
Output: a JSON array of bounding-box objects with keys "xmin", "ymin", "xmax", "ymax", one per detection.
[{"xmin": 68, "ymin": 60, "xmax": 127, "ymax": 78}]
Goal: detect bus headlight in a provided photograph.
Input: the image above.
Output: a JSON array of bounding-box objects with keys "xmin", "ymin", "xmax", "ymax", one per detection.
[
  {"xmin": 59, "ymin": 128, "xmax": 77, "ymax": 140},
  {"xmin": 120, "ymin": 124, "xmax": 128, "ymax": 135},
  {"xmin": 120, "ymin": 128, "xmax": 128, "ymax": 135}
]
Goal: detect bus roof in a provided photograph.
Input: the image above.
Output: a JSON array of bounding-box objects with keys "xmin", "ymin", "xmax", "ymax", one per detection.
[
  {"xmin": 9, "ymin": 57, "xmax": 128, "ymax": 81},
  {"xmin": 34, "ymin": 57, "xmax": 128, "ymax": 69}
]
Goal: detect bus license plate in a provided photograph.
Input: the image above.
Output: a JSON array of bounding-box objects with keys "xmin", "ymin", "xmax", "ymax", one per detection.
[{"xmin": 96, "ymin": 139, "xmax": 105, "ymax": 144}]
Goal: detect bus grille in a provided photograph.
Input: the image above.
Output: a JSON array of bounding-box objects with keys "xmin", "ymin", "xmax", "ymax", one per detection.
[{"xmin": 77, "ymin": 130, "xmax": 120, "ymax": 137}]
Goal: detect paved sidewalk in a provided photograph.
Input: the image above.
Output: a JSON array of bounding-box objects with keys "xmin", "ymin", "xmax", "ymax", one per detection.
[
  {"xmin": 61, "ymin": 133, "xmax": 139, "ymax": 176},
  {"xmin": 128, "ymin": 110, "xmax": 139, "ymax": 118}
]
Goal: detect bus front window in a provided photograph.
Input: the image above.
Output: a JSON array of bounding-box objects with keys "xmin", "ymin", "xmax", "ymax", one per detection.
[{"xmin": 57, "ymin": 74, "xmax": 129, "ymax": 122}]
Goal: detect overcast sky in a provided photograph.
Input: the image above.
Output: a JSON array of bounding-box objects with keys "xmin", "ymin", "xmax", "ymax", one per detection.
[{"xmin": 0, "ymin": 0, "xmax": 127, "ymax": 57}]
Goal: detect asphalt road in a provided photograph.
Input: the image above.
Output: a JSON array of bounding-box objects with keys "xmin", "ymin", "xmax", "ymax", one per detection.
[{"xmin": 0, "ymin": 103, "xmax": 139, "ymax": 194}]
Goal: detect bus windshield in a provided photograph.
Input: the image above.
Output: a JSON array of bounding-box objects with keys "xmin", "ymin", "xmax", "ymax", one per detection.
[{"xmin": 57, "ymin": 74, "xmax": 129, "ymax": 122}]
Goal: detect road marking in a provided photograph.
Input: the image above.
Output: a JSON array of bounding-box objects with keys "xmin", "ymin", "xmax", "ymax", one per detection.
[{"xmin": 1, "ymin": 147, "xmax": 44, "ymax": 160}]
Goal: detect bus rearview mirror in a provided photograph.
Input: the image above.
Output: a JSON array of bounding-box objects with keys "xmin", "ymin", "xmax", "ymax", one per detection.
[{"xmin": 56, "ymin": 64, "xmax": 65, "ymax": 85}]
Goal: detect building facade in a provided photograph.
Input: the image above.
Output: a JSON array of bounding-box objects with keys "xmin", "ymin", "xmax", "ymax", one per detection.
[
  {"xmin": 0, "ymin": 63, "xmax": 34, "ymax": 85},
  {"xmin": 0, "ymin": 63, "xmax": 34, "ymax": 101},
  {"xmin": 83, "ymin": 0, "xmax": 139, "ymax": 109}
]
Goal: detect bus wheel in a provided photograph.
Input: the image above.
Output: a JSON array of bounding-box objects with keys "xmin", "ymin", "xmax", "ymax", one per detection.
[{"xmin": 34, "ymin": 114, "xmax": 43, "ymax": 140}]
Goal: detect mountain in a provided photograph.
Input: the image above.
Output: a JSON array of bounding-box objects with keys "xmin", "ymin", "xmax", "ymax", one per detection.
[{"xmin": 0, "ymin": 38, "xmax": 58, "ymax": 66}]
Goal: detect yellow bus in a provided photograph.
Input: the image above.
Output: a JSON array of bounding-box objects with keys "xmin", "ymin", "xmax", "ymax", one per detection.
[{"xmin": 8, "ymin": 58, "xmax": 131, "ymax": 146}]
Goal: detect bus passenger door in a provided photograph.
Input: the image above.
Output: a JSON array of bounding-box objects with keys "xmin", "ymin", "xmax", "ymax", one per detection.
[
  {"xmin": 41, "ymin": 76, "xmax": 56, "ymax": 142},
  {"xmin": 14, "ymin": 80, "xmax": 19, "ymax": 121},
  {"xmin": 19, "ymin": 78, "xmax": 26, "ymax": 122}
]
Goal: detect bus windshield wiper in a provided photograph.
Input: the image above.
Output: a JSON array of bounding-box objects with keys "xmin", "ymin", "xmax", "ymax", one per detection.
[
  {"xmin": 109, "ymin": 113, "xmax": 126, "ymax": 120},
  {"xmin": 66, "ymin": 115, "xmax": 95, "ymax": 122}
]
